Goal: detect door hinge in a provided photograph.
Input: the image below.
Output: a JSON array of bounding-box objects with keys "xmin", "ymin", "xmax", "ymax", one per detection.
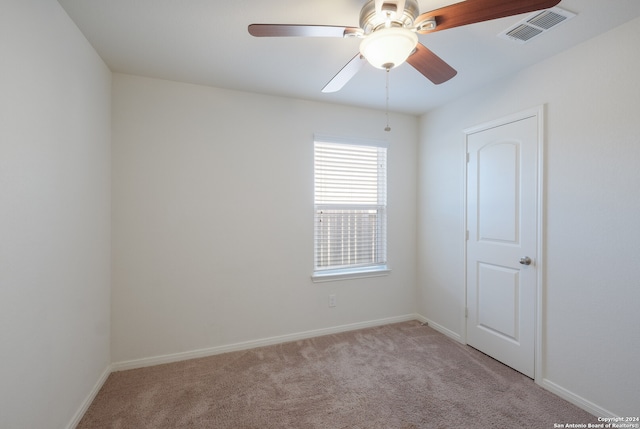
[
  {"xmin": 466, "ymin": 152, "xmax": 470, "ymax": 163},
  {"xmin": 466, "ymin": 230, "xmax": 469, "ymax": 241},
  {"xmin": 465, "ymin": 307, "xmax": 468, "ymax": 318}
]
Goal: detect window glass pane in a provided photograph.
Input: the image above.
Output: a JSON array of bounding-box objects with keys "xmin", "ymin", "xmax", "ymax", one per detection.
[{"xmin": 314, "ymin": 139, "xmax": 387, "ymax": 273}]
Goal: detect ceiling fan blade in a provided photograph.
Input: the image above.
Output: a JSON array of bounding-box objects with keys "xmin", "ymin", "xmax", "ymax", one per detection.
[
  {"xmin": 406, "ymin": 43, "xmax": 457, "ymax": 85},
  {"xmin": 415, "ymin": 0, "xmax": 561, "ymax": 33},
  {"xmin": 322, "ymin": 53, "xmax": 367, "ymax": 93},
  {"xmin": 248, "ymin": 24, "xmax": 361, "ymax": 38}
]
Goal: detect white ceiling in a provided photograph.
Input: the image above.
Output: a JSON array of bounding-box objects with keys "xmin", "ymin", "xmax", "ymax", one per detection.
[{"xmin": 57, "ymin": 0, "xmax": 640, "ymax": 115}]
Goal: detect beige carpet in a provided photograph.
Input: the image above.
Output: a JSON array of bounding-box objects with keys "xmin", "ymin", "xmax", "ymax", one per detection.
[{"xmin": 79, "ymin": 321, "xmax": 596, "ymax": 428}]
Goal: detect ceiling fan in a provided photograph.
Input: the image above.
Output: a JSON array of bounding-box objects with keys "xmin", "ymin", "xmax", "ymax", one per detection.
[{"xmin": 248, "ymin": 0, "xmax": 561, "ymax": 93}]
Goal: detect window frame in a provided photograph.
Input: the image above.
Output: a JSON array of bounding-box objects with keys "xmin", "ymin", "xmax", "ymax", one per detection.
[{"xmin": 311, "ymin": 134, "xmax": 390, "ymax": 282}]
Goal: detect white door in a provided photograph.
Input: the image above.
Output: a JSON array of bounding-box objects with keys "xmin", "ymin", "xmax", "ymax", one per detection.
[{"xmin": 465, "ymin": 113, "xmax": 539, "ymax": 378}]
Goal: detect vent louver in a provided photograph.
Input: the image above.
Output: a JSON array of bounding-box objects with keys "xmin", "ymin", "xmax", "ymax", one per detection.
[{"xmin": 498, "ymin": 7, "xmax": 576, "ymax": 44}]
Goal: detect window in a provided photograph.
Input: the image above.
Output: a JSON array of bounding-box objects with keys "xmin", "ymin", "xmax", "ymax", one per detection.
[{"xmin": 313, "ymin": 135, "xmax": 389, "ymax": 281}]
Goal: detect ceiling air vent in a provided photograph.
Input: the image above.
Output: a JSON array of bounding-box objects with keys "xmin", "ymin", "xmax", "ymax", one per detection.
[{"xmin": 498, "ymin": 7, "xmax": 576, "ymax": 44}]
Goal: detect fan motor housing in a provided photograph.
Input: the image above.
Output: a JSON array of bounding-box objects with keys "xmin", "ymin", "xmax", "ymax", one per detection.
[{"xmin": 359, "ymin": 0, "xmax": 420, "ymax": 34}]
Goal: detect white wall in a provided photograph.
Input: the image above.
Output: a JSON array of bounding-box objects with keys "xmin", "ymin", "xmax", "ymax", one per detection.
[
  {"xmin": 417, "ymin": 17, "xmax": 640, "ymax": 416},
  {"xmin": 111, "ymin": 74, "xmax": 418, "ymax": 363},
  {"xmin": 0, "ymin": 1, "xmax": 111, "ymax": 428}
]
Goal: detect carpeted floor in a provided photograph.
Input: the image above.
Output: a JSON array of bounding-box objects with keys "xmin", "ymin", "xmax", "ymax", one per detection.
[{"xmin": 78, "ymin": 321, "xmax": 596, "ymax": 428}]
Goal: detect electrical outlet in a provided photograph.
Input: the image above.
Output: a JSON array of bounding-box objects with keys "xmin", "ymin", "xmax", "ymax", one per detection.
[{"xmin": 328, "ymin": 294, "xmax": 336, "ymax": 308}]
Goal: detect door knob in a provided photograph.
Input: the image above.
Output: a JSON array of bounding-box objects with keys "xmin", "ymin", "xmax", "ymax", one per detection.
[{"xmin": 519, "ymin": 256, "xmax": 532, "ymax": 265}]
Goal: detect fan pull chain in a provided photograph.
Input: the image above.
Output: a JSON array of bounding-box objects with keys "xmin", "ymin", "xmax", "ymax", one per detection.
[{"xmin": 384, "ymin": 67, "xmax": 391, "ymax": 132}]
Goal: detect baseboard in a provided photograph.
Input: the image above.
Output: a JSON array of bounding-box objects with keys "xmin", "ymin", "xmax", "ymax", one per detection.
[
  {"xmin": 540, "ymin": 378, "xmax": 616, "ymax": 418},
  {"xmin": 111, "ymin": 314, "xmax": 420, "ymax": 372},
  {"xmin": 67, "ymin": 315, "xmax": 418, "ymax": 426},
  {"xmin": 66, "ymin": 364, "xmax": 111, "ymax": 429},
  {"xmin": 418, "ymin": 316, "xmax": 464, "ymax": 344},
  {"xmin": 413, "ymin": 314, "xmax": 428, "ymax": 324},
  {"xmin": 68, "ymin": 317, "xmax": 617, "ymax": 427},
  {"xmin": 415, "ymin": 316, "xmax": 616, "ymax": 417}
]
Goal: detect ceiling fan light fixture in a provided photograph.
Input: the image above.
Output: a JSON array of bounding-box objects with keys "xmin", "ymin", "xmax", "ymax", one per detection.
[{"xmin": 359, "ymin": 27, "xmax": 418, "ymax": 69}]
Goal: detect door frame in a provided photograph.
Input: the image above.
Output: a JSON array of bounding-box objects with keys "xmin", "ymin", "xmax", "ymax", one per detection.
[{"xmin": 462, "ymin": 105, "xmax": 545, "ymax": 383}]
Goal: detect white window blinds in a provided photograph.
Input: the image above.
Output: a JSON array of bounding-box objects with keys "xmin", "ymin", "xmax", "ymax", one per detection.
[{"xmin": 314, "ymin": 138, "xmax": 387, "ymax": 273}]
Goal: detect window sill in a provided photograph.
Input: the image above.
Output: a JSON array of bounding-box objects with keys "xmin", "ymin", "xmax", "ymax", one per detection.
[{"xmin": 311, "ymin": 266, "xmax": 391, "ymax": 283}]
